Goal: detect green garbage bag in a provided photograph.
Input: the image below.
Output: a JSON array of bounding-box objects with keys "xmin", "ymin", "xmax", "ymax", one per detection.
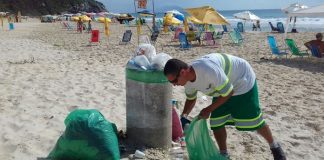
[
  {"xmin": 185, "ymin": 117, "xmax": 226, "ymax": 160},
  {"xmin": 47, "ymin": 109, "xmax": 120, "ymax": 160}
]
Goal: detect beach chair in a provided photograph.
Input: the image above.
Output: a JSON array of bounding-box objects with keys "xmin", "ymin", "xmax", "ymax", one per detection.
[
  {"xmin": 204, "ymin": 32, "xmax": 217, "ymax": 47},
  {"xmin": 222, "ymin": 25, "xmax": 228, "ymax": 33},
  {"xmin": 267, "ymin": 36, "xmax": 288, "ymax": 59},
  {"xmin": 285, "ymin": 39, "xmax": 309, "ymax": 58},
  {"xmin": 237, "ymin": 22, "xmax": 244, "ymax": 32},
  {"xmin": 269, "ymin": 22, "xmax": 279, "ymax": 32},
  {"xmin": 89, "ymin": 30, "xmax": 99, "ymax": 45},
  {"xmin": 310, "ymin": 45, "xmax": 322, "ymax": 58},
  {"xmin": 119, "ymin": 30, "xmax": 132, "ymax": 45},
  {"xmin": 171, "ymin": 27, "xmax": 183, "ymax": 41},
  {"xmin": 179, "ymin": 32, "xmax": 191, "ymax": 49},
  {"xmin": 229, "ymin": 30, "xmax": 243, "ymax": 46},
  {"xmin": 213, "ymin": 31, "xmax": 224, "ymax": 40},
  {"xmin": 277, "ymin": 22, "xmax": 285, "ymax": 33},
  {"xmin": 151, "ymin": 31, "xmax": 159, "ymax": 44}
]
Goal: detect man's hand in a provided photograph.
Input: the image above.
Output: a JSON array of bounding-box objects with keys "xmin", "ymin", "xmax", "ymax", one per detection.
[{"xmin": 199, "ymin": 107, "xmax": 212, "ymax": 119}]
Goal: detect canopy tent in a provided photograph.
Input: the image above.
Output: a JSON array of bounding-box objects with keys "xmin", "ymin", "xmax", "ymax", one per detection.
[
  {"xmin": 166, "ymin": 10, "xmax": 185, "ymax": 21},
  {"xmin": 185, "ymin": 6, "xmax": 229, "ymax": 25},
  {"xmin": 233, "ymin": 11, "xmax": 260, "ymax": 21},
  {"xmin": 284, "ymin": 4, "xmax": 324, "ymax": 37}
]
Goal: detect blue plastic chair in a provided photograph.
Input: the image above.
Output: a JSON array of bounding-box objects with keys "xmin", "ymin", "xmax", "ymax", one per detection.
[
  {"xmin": 222, "ymin": 25, "xmax": 228, "ymax": 32},
  {"xmin": 237, "ymin": 22, "xmax": 244, "ymax": 32},
  {"xmin": 179, "ymin": 32, "xmax": 191, "ymax": 49},
  {"xmin": 267, "ymin": 36, "xmax": 288, "ymax": 58},
  {"xmin": 277, "ymin": 22, "xmax": 285, "ymax": 33},
  {"xmin": 310, "ymin": 45, "xmax": 322, "ymax": 58}
]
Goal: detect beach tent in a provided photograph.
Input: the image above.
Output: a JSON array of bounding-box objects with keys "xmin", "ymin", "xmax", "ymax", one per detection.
[
  {"xmin": 233, "ymin": 11, "xmax": 260, "ymax": 21},
  {"xmin": 185, "ymin": 6, "xmax": 229, "ymax": 25},
  {"xmin": 166, "ymin": 10, "xmax": 185, "ymax": 21},
  {"xmin": 284, "ymin": 4, "xmax": 324, "ymax": 37}
]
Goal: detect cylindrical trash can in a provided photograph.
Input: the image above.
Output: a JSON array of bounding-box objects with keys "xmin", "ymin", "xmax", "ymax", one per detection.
[{"xmin": 126, "ymin": 68, "xmax": 172, "ymax": 149}]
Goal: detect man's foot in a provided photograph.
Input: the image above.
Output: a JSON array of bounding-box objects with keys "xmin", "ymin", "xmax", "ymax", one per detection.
[{"xmin": 271, "ymin": 144, "xmax": 286, "ymax": 160}]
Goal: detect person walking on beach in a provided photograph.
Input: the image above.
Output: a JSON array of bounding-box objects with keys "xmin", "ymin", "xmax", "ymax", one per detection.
[
  {"xmin": 77, "ymin": 18, "xmax": 83, "ymax": 33},
  {"xmin": 164, "ymin": 53, "xmax": 286, "ymax": 160},
  {"xmin": 304, "ymin": 33, "xmax": 324, "ymax": 56}
]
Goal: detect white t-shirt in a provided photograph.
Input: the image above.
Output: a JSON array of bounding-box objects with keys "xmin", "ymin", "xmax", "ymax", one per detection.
[{"xmin": 184, "ymin": 53, "xmax": 256, "ymax": 100}]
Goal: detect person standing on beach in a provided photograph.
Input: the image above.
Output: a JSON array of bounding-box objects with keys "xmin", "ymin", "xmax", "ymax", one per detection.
[
  {"xmin": 304, "ymin": 33, "xmax": 324, "ymax": 56},
  {"xmin": 77, "ymin": 18, "xmax": 83, "ymax": 33},
  {"xmin": 164, "ymin": 53, "xmax": 286, "ymax": 160}
]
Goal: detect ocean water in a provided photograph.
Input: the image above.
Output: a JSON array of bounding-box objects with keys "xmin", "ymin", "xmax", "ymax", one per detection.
[{"xmin": 131, "ymin": 9, "xmax": 324, "ymax": 32}]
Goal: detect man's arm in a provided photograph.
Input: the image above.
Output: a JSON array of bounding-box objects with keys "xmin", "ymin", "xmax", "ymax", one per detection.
[
  {"xmin": 304, "ymin": 41, "xmax": 312, "ymax": 50},
  {"xmin": 199, "ymin": 91, "xmax": 234, "ymax": 119},
  {"xmin": 181, "ymin": 98, "xmax": 197, "ymax": 117}
]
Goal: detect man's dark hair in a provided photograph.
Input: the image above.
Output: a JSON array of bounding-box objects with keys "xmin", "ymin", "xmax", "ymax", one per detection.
[
  {"xmin": 164, "ymin": 59, "xmax": 189, "ymax": 76},
  {"xmin": 316, "ymin": 33, "xmax": 323, "ymax": 39}
]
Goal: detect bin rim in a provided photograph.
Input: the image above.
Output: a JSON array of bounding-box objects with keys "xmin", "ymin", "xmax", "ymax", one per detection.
[{"xmin": 126, "ymin": 68, "xmax": 169, "ymax": 83}]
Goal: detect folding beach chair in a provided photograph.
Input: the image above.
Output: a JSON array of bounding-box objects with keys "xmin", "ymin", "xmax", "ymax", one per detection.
[
  {"xmin": 229, "ymin": 30, "xmax": 243, "ymax": 46},
  {"xmin": 269, "ymin": 22, "xmax": 279, "ymax": 32},
  {"xmin": 222, "ymin": 25, "xmax": 228, "ymax": 33},
  {"xmin": 119, "ymin": 30, "xmax": 132, "ymax": 45},
  {"xmin": 89, "ymin": 30, "xmax": 99, "ymax": 45},
  {"xmin": 237, "ymin": 22, "xmax": 244, "ymax": 32},
  {"xmin": 179, "ymin": 32, "xmax": 191, "ymax": 49},
  {"xmin": 267, "ymin": 36, "xmax": 288, "ymax": 59},
  {"xmin": 285, "ymin": 39, "xmax": 309, "ymax": 58},
  {"xmin": 204, "ymin": 32, "xmax": 217, "ymax": 47},
  {"xmin": 171, "ymin": 27, "xmax": 183, "ymax": 41},
  {"xmin": 277, "ymin": 22, "xmax": 285, "ymax": 33},
  {"xmin": 310, "ymin": 45, "xmax": 322, "ymax": 58}
]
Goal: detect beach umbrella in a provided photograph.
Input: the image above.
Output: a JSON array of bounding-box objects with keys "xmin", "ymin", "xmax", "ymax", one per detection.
[
  {"xmin": 98, "ymin": 17, "xmax": 111, "ymax": 23},
  {"xmin": 184, "ymin": 18, "xmax": 189, "ymax": 32},
  {"xmin": 166, "ymin": 10, "xmax": 185, "ymax": 21},
  {"xmin": 282, "ymin": 3, "xmax": 308, "ymax": 14},
  {"xmin": 80, "ymin": 15, "xmax": 91, "ymax": 22},
  {"xmin": 185, "ymin": 6, "xmax": 229, "ymax": 25},
  {"xmin": 71, "ymin": 16, "xmax": 80, "ymax": 21},
  {"xmin": 187, "ymin": 16, "xmax": 204, "ymax": 24},
  {"xmin": 233, "ymin": 11, "xmax": 260, "ymax": 21},
  {"xmin": 163, "ymin": 13, "xmax": 181, "ymax": 25}
]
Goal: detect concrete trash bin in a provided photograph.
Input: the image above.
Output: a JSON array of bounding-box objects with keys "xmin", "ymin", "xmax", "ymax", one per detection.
[{"xmin": 126, "ymin": 68, "xmax": 172, "ymax": 149}]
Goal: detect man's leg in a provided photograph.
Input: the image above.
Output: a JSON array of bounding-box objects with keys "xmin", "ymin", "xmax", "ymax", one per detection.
[
  {"xmin": 257, "ymin": 124, "xmax": 274, "ymax": 144},
  {"xmin": 213, "ymin": 127, "xmax": 227, "ymax": 151}
]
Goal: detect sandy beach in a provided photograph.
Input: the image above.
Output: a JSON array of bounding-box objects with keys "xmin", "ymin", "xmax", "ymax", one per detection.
[{"xmin": 0, "ymin": 19, "xmax": 323, "ymax": 160}]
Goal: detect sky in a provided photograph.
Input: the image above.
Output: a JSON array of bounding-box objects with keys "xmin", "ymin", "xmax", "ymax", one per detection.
[{"xmin": 98, "ymin": 0, "xmax": 323, "ymax": 13}]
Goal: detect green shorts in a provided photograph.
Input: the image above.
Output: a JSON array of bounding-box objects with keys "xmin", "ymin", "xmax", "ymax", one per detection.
[{"xmin": 210, "ymin": 81, "xmax": 265, "ymax": 131}]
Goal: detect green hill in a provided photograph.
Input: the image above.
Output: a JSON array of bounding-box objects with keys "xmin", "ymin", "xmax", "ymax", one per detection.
[{"xmin": 0, "ymin": 0, "xmax": 107, "ymax": 16}]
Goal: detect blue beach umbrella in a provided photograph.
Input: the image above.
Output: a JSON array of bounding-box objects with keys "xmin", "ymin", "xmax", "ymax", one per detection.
[{"xmin": 166, "ymin": 10, "xmax": 184, "ymax": 21}]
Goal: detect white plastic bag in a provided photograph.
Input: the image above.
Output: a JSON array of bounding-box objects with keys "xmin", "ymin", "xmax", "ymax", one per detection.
[
  {"xmin": 134, "ymin": 55, "xmax": 150, "ymax": 70},
  {"xmin": 151, "ymin": 53, "xmax": 172, "ymax": 70},
  {"xmin": 135, "ymin": 44, "xmax": 156, "ymax": 63}
]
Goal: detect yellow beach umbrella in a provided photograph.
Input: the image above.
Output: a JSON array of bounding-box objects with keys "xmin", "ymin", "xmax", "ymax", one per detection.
[
  {"xmin": 104, "ymin": 17, "xmax": 110, "ymax": 36},
  {"xmin": 187, "ymin": 16, "xmax": 204, "ymax": 24},
  {"xmin": 71, "ymin": 16, "xmax": 80, "ymax": 21},
  {"xmin": 163, "ymin": 13, "xmax": 181, "ymax": 25},
  {"xmin": 80, "ymin": 15, "xmax": 91, "ymax": 22},
  {"xmin": 185, "ymin": 6, "xmax": 229, "ymax": 25},
  {"xmin": 98, "ymin": 17, "xmax": 111, "ymax": 23},
  {"xmin": 184, "ymin": 17, "xmax": 189, "ymax": 32}
]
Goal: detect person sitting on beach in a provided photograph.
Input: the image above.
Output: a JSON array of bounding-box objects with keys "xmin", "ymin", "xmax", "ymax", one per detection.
[
  {"xmin": 304, "ymin": 33, "xmax": 324, "ymax": 56},
  {"xmin": 186, "ymin": 27, "xmax": 199, "ymax": 45},
  {"xmin": 164, "ymin": 53, "xmax": 286, "ymax": 160}
]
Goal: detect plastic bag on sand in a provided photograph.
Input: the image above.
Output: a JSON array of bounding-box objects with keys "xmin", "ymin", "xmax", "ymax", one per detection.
[
  {"xmin": 47, "ymin": 109, "xmax": 120, "ymax": 160},
  {"xmin": 133, "ymin": 55, "xmax": 151, "ymax": 70},
  {"xmin": 172, "ymin": 107, "xmax": 183, "ymax": 141},
  {"xmin": 185, "ymin": 117, "xmax": 226, "ymax": 160},
  {"xmin": 135, "ymin": 43, "xmax": 156, "ymax": 62},
  {"xmin": 151, "ymin": 53, "xmax": 172, "ymax": 70}
]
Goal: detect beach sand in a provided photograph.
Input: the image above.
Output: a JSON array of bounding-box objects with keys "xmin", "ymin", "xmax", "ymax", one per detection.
[{"xmin": 0, "ymin": 19, "xmax": 323, "ymax": 160}]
